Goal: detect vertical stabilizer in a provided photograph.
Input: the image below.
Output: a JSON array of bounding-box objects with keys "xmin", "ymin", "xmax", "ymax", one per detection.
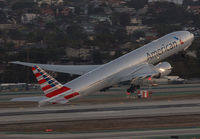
[{"xmin": 32, "ymin": 65, "xmax": 71, "ymax": 98}]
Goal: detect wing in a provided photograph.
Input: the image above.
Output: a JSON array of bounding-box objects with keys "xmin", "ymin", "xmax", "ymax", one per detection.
[
  {"xmin": 118, "ymin": 63, "xmax": 160, "ymax": 82},
  {"xmin": 10, "ymin": 61, "xmax": 100, "ymax": 75}
]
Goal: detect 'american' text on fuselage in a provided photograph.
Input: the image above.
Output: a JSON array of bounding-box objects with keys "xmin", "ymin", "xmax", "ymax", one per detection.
[{"xmin": 147, "ymin": 40, "xmax": 178, "ymax": 61}]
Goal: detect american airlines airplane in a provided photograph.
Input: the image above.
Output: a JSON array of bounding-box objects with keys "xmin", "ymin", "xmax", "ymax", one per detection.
[{"xmin": 11, "ymin": 31, "xmax": 194, "ymax": 106}]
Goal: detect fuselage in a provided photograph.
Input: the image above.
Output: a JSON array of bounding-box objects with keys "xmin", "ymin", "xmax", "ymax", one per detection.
[{"xmin": 53, "ymin": 31, "xmax": 194, "ymax": 101}]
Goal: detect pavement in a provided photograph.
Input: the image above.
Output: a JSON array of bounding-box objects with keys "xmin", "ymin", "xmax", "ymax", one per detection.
[
  {"xmin": 1, "ymin": 83, "xmax": 200, "ymax": 138},
  {"xmin": 1, "ymin": 128, "xmax": 200, "ymax": 139},
  {"xmin": 1, "ymin": 99, "xmax": 200, "ymax": 124}
]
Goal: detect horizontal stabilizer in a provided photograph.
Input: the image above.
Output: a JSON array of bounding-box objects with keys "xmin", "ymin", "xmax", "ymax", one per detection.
[{"xmin": 11, "ymin": 96, "xmax": 46, "ymax": 102}]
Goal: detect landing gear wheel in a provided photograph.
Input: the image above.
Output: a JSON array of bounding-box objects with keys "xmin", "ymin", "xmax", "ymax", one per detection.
[
  {"xmin": 127, "ymin": 88, "xmax": 131, "ymax": 93},
  {"xmin": 127, "ymin": 84, "xmax": 140, "ymax": 94},
  {"xmin": 136, "ymin": 85, "xmax": 140, "ymax": 89},
  {"xmin": 181, "ymin": 51, "xmax": 186, "ymax": 58}
]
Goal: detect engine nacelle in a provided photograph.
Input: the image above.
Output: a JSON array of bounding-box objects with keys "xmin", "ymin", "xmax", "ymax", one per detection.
[{"xmin": 154, "ymin": 62, "xmax": 172, "ymax": 78}]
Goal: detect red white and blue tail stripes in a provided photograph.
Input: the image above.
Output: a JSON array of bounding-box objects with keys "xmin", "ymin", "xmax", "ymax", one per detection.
[{"xmin": 32, "ymin": 65, "xmax": 71, "ymax": 98}]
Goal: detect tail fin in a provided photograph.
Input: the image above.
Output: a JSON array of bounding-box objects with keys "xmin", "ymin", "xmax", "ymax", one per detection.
[{"xmin": 32, "ymin": 65, "xmax": 71, "ymax": 98}]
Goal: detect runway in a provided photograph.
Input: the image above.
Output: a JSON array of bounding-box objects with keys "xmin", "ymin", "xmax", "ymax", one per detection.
[
  {"xmin": 1, "ymin": 101, "xmax": 200, "ymax": 117},
  {"xmin": 1, "ymin": 84, "xmax": 200, "ymax": 138},
  {"xmin": 1, "ymin": 99, "xmax": 200, "ymax": 124},
  {"xmin": 1, "ymin": 128, "xmax": 200, "ymax": 139}
]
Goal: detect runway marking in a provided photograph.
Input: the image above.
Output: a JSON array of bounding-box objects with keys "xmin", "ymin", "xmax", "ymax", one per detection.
[
  {"xmin": 82, "ymin": 111, "xmax": 120, "ymax": 115},
  {"xmin": 1, "ymin": 128, "xmax": 200, "ymax": 138},
  {"xmin": 1, "ymin": 103, "xmax": 200, "ymax": 117}
]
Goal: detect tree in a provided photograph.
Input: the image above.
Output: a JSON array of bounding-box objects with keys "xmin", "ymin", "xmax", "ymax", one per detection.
[
  {"xmin": 114, "ymin": 28, "xmax": 128, "ymax": 43},
  {"xmin": 0, "ymin": 10, "xmax": 7, "ymax": 23},
  {"xmin": 92, "ymin": 50, "xmax": 102, "ymax": 64},
  {"xmin": 65, "ymin": 24, "xmax": 87, "ymax": 48},
  {"xmin": 40, "ymin": 2, "xmax": 49, "ymax": 8},
  {"xmin": 128, "ymin": 0, "xmax": 148, "ymax": 10},
  {"xmin": 27, "ymin": 31, "xmax": 44, "ymax": 42},
  {"xmin": 0, "ymin": 1, "xmax": 5, "ymax": 8},
  {"xmin": 113, "ymin": 50, "xmax": 122, "ymax": 59},
  {"xmin": 183, "ymin": 0, "xmax": 200, "ymax": 6},
  {"xmin": 12, "ymin": 2, "xmax": 37, "ymax": 10},
  {"xmin": 144, "ymin": 2, "xmax": 191, "ymax": 25},
  {"xmin": 88, "ymin": 4, "xmax": 105, "ymax": 15},
  {"xmin": 94, "ymin": 23, "xmax": 115, "ymax": 48},
  {"xmin": 8, "ymin": 29, "xmax": 25, "ymax": 40},
  {"xmin": 44, "ymin": 31, "xmax": 57, "ymax": 47},
  {"xmin": 193, "ymin": 15, "xmax": 200, "ymax": 27},
  {"xmin": 131, "ymin": 30, "xmax": 145, "ymax": 38},
  {"xmin": 111, "ymin": 12, "xmax": 130, "ymax": 26},
  {"xmin": 154, "ymin": 24, "xmax": 182, "ymax": 37},
  {"xmin": 45, "ymin": 22, "xmax": 57, "ymax": 30}
]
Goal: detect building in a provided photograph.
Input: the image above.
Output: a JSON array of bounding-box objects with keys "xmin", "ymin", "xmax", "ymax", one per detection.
[
  {"xmin": 188, "ymin": 6, "xmax": 200, "ymax": 14},
  {"xmin": 21, "ymin": 13, "xmax": 38, "ymax": 24},
  {"xmin": 35, "ymin": 0, "xmax": 63, "ymax": 6},
  {"xmin": 148, "ymin": 0, "xmax": 183, "ymax": 5},
  {"xmin": 100, "ymin": 0, "xmax": 126, "ymax": 7},
  {"xmin": 130, "ymin": 17, "xmax": 142, "ymax": 25},
  {"xmin": 82, "ymin": 23, "xmax": 95, "ymax": 35},
  {"xmin": 65, "ymin": 47, "xmax": 91, "ymax": 60},
  {"xmin": 126, "ymin": 25, "xmax": 148, "ymax": 35}
]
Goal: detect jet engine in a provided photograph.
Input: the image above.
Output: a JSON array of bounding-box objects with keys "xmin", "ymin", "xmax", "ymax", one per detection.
[
  {"xmin": 154, "ymin": 62, "xmax": 172, "ymax": 78},
  {"xmin": 127, "ymin": 62, "xmax": 172, "ymax": 94}
]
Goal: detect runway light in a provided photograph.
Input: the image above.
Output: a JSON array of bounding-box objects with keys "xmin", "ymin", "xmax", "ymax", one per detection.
[{"xmin": 45, "ymin": 129, "xmax": 53, "ymax": 132}]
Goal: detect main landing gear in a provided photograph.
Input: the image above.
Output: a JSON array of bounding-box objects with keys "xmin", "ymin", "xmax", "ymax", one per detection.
[
  {"xmin": 180, "ymin": 51, "xmax": 187, "ymax": 58},
  {"xmin": 126, "ymin": 84, "xmax": 140, "ymax": 94}
]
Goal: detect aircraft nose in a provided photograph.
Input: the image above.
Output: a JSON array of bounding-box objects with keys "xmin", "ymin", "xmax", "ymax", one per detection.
[
  {"xmin": 189, "ymin": 32, "xmax": 194, "ymax": 41},
  {"xmin": 191, "ymin": 33, "xmax": 194, "ymax": 41}
]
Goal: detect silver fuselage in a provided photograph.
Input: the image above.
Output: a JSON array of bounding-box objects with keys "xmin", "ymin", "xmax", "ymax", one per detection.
[{"xmin": 57, "ymin": 31, "xmax": 194, "ymax": 100}]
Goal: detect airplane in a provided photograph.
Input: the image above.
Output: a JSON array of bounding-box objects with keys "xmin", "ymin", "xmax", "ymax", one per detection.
[{"xmin": 11, "ymin": 31, "xmax": 194, "ymax": 106}]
